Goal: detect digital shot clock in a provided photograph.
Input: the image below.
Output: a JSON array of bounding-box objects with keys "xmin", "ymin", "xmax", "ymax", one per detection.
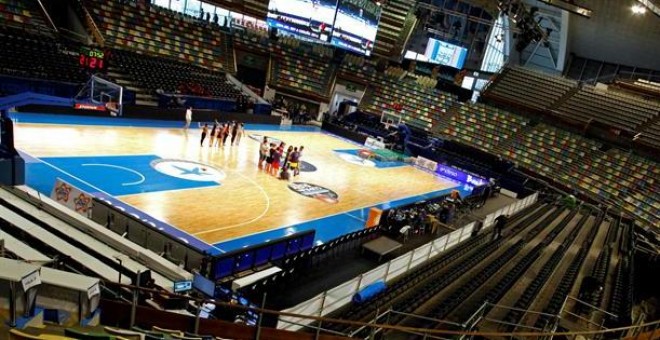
[{"xmin": 79, "ymin": 47, "xmax": 109, "ymax": 71}]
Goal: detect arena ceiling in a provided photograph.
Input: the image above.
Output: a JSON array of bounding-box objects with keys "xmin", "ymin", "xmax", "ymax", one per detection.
[{"xmin": 204, "ymin": 0, "xmax": 659, "ymax": 66}]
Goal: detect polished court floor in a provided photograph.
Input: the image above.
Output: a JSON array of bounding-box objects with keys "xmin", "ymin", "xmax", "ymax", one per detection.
[{"xmin": 11, "ymin": 114, "xmax": 460, "ymax": 252}]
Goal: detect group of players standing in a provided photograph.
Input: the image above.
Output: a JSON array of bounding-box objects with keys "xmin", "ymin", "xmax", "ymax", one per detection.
[
  {"xmin": 199, "ymin": 120, "xmax": 245, "ymax": 147},
  {"xmin": 258, "ymin": 136, "xmax": 304, "ymax": 181},
  {"xmin": 186, "ymin": 108, "xmax": 305, "ymax": 180}
]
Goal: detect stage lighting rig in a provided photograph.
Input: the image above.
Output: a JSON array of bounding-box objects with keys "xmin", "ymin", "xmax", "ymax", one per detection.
[
  {"xmin": 537, "ymin": 0, "xmax": 592, "ymax": 18},
  {"xmin": 498, "ymin": 0, "xmax": 547, "ymax": 52}
]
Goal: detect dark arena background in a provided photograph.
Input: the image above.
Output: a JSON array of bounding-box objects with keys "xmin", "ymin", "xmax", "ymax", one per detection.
[{"xmin": 0, "ymin": 0, "xmax": 659, "ymax": 339}]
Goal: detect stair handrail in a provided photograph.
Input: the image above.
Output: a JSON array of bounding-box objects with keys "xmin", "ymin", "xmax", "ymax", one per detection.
[
  {"xmin": 36, "ymin": 0, "xmax": 58, "ymax": 32},
  {"xmin": 78, "ymin": 0, "xmax": 105, "ymax": 47}
]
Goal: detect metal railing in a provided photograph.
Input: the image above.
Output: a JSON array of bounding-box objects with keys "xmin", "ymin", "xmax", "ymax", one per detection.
[{"xmin": 17, "ymin": 278, "xmax": 657, "ymax": 340}]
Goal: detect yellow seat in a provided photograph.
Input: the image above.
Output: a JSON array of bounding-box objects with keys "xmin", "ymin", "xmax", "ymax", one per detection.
[
  {"xmin": 152, "ymin": 326, "xmax": 183, "ymax": 336},
  {"xmin": 9, "ymin": 329, "xmax": 77, "ymax": 340}
]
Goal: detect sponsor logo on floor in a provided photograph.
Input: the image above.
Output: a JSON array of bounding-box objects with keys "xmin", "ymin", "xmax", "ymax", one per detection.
[
  {"xmin": 288, "ymin": 182, "xmax": 338, "ymax": 204},
  {"xmin": 298, "ymin": 161, "xmax": 317, "ymax": 172}
]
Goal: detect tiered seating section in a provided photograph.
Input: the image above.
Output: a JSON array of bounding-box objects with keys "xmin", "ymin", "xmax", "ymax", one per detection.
[
  {"xmin": 269, "ymin": 43, "xmax": 335, "ymax": 98},
  {"xmin": 232, "ymin": 30, "xmax": 269, "ymax": 54},
  {"xmin": 441, "ymin": 103, "xmax": 529, "ymax": 152},
  {"xmin": 637, "ymin": 120, "xmax": 660, "ymax": 148},
  {"xmin": 486, "ymin": 67, "xmax": 660, "ymax": 135},
  {"xmin": 605, "ymin": 151, "xmax": 660, "ymax": 228},
  {"xmin": 337, "ymin": 54, "xmax": 377, "ymax": 80},
  {"xmin": 115, "ymin": 50, "xmax": 241, "ymax": 98},
  {"xmin": 0, "ymin": 26, "xmax": 88, "ymax": 83},
  {"xmin": 559, "ymin": 149, "xmax": 658, "ymax": 210},
  {"xmin": 416, "ymin": 94, "xmax": 658, "ymax": 234},
  {"xmin": 0, "ymin": 0, "xmax": 49, "ymax": 31},
  {"xmin": 498, "ymin": 124, "xmax": 601, "ymax": 177},
  {"xmin": 326, "ymin": 202, "xmax": 630, "ymax": 335},
  {"xmin": 359, "ymin": 76, "xmax": 456, "ymax": 132},
  {"xmin": 555, "ymin": 86, "xmax": 660, "ymax": 131},
  {"xmin": 487, "ymin": 67, "xmax": 577, "ymax": 110},
  {"xmin": 415, "ymin": 75, "xmax": 437, "ymax": 89},
  {"xmin": 87, "ymin": 0, "xmax": 227, "ymax": 70}
]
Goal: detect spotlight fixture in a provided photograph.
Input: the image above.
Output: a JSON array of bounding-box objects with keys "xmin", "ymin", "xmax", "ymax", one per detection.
[
  {"xmin": 499, "ymin": 0, "xmax": 548, "ymax": 52},
  {"xmin": 631, "ymin": 4, "xmax": 647, "ymax": 14}
]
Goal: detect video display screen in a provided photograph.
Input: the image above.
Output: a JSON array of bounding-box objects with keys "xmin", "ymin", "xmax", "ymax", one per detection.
[
  {"xmin": 423, "ymin": 38, "xmax": 468, "ymax": 69},
  {"xmin": 173, "ymin": 280, "xmax": 193, "ymax": 293},
  {"xmin": 267, "ymin": 0, "xmax": 338, "ymax": 42},
  {"xmin": 330, "ymin": 0, "xmax": 382, "ymax": 56}
]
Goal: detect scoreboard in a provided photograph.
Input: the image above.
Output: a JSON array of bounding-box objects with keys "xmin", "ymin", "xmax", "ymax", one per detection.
[{"xmin": 79, "ymin": 47, "xmax": 109, "ymax": 71}]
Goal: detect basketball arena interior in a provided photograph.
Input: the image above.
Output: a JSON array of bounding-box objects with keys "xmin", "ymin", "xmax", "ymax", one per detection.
[{"xmin": 0, "ymin": 0, "xmax": 659, "ymax": 338}]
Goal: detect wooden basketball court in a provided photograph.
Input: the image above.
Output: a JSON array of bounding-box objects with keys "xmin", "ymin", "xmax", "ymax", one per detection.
[{"xmin": 13, "ymin": 122, "xmax": 458, "ymax": 247}]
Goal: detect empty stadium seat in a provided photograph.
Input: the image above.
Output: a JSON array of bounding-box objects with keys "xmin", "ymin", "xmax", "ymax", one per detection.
[
  {"xmin": 0, "ymin": 0, "xmax": 50, "ymax": 32},
  {"xmin": 359, "ymin": 76, "xmax": 457, "ymax": 132},
  {"xmin": 85, "ymin": 0, "xmax": 229, "ymax": 70},
  {"xmin": 113, "ymin": 49, "xmax": 241, "ymax": 99},
  {"xmin": 440, "ymin": 103, "xmax": 529, "ymax": 152},
  {"xmin": 0, "ymin": 26, "xmax": 88, "ymax": 84},
  {"xmin": 486, "ymin": 67, "xmax": 577, "ymax": 110}
]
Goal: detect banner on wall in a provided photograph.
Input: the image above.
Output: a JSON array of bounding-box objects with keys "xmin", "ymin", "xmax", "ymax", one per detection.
[
  {"xmin": 50, "ymin": 178, "xmax": 94, "ymax": 217},
  {"xmin": 435, "ymin": 163, "xmax": 488, "ymax": 187}
]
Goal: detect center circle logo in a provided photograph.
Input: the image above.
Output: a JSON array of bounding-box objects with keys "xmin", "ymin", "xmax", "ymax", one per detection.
[{"xmin": 151, "ymin": 159, "xmax": 225, "ymax": 182}]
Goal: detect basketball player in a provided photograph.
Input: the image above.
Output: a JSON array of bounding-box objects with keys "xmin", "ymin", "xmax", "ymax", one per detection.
[
  {"xmin": 271, "ymin": 143, "xmax": 283, "ymax": 177},
  {"xmin": 289, "ymin": 147, "xmax": 300, "ymax": 176},
  {"xmin": 209, "ymin": 120, "xmax": 218, "ymax": 147},
  {"xmin": 222, "ymin": 122, "xmax": 231, "ymax": 146},
  {"xmin": 234, "ymin": 123, "xmax": 245, "ymax": 146},
  {"xmin": 217, "ymin": 123, "xmax": 226, "ymax": 147},
  {"xmin": 184, "ymin": 107, "xmax": 193, "ymax": 130},
  {"xmin": 282, "ymin": 145, "xmax": 294, "ymax": 170},
  {"xmin": 215, "ymin": 123, "xmax": 223, "ymax": 147},
  {"xmin": 259, "ymin": 137, "xmax": 269, "ymax": 169},
  {"xmin": 200, "ymin": 123, "xmax": 209, "ymax": 146},
  {"xmin": 231, "ymin": 122, "xmax": 243, "ymax": 146},
  {"xmin": 265, "ymin": 143, "xmax": 276, "ymax": 174}
]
